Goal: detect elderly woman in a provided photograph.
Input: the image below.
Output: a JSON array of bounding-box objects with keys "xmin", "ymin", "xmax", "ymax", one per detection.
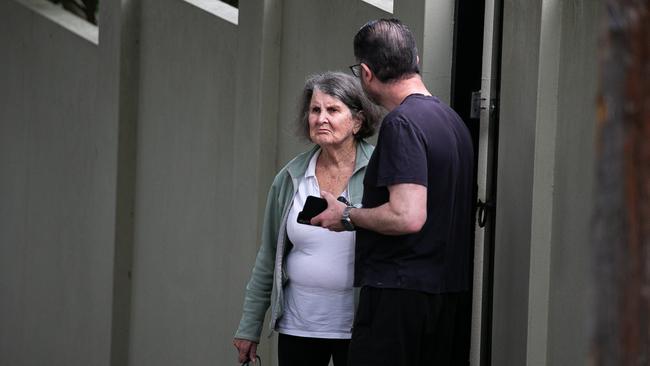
[{"xmin": 233, "ymin": 71, "xmax": 381, "ymax": 366}]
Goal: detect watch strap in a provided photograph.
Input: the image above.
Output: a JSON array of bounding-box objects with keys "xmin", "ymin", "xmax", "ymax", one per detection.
[{"xmin": 341, "ymin": 205, "xmax": 355, "ymax": 231}]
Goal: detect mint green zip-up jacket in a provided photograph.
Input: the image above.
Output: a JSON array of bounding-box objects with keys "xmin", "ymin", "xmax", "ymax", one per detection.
[{"xmin": 234, "ymin": 140, "xmax": 374, "ymax": 342}]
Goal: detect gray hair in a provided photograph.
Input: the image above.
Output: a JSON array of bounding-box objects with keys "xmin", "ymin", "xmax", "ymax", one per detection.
[{"xmin": 297, "ymin": 71, "xmax": 382, "ymax": 141}]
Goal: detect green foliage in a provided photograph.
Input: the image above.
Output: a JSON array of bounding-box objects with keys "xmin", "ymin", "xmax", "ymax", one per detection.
[
  {"xmin": 221, "ymin": 0, "xmax": 239, "ymax": 8},
  {"xmin": 45, "ymin": 0, "xmax": 239, "ymax": 25},
  {"xmin": 47, "ymin": 0, "xmax": 98, "ymax": 25}
]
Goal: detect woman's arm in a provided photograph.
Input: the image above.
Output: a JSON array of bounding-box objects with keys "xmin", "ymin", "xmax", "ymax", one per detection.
[{"xmin": 233, "ymin": 178, "xmax": 283, "ymax": 342}]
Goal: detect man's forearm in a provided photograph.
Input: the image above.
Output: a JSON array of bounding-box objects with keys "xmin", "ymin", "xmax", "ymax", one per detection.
[
  {"xmin": 312, "ymin": 184, "xmax": 427, "ymax": 234},
  {"xmin": 350, "ymin": 183, "xmax": 427, "ymax": 235},
  {"xmin": 350, "ymin": 202, "xmax": 424, "ymax": 235}
]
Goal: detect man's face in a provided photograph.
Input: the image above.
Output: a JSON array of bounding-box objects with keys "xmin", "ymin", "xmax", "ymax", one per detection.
[{"xmin": 359, "ymin": 74, "xmax": 382, "ymax": 106}]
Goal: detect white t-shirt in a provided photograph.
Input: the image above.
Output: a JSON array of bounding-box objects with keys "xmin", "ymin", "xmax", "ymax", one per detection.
[{"xmin": 276, "ymin": 151, "xmax": 356, "ymax": 339}]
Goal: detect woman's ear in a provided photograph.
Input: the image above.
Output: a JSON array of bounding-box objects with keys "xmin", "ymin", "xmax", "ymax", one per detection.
[{"xmin": 353, "ymin": 111, "xmax": 364, "ymax": 134}]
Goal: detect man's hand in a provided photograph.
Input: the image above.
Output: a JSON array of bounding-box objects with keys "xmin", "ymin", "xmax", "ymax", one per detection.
[
  {"xmin": 233, "ymin": 338, "xmax": 258, "ymax": 364},
  {"xmin": 311, "ymin": 191, "xmax": 346, "ymax": 231}
]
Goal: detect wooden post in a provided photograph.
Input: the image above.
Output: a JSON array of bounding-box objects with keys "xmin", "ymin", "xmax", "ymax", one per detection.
[{"xmin": 593, "ymin": 1, "xmax": 650, "ymax": 365}]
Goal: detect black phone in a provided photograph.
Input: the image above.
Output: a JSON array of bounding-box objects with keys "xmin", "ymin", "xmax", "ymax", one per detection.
[{"xmin": 297, "ymin": 195, "xmax": 328, "ymax": 225}]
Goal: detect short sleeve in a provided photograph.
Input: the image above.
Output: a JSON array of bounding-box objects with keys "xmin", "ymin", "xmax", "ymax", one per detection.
[{"xmin": 374, "ymin": 116, "xmax": 428, "ymax": 187}]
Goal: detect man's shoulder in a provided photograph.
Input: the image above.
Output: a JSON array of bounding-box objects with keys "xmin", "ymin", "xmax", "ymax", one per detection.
[{"xmin": 387, "ymin": 95, "xmax": 449, "ymax": 122}]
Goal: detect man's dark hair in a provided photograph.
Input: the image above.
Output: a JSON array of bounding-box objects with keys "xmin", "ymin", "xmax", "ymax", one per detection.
[{"xmin": 353, "ymin": 18, "xmax": 420, "ymax": 83}]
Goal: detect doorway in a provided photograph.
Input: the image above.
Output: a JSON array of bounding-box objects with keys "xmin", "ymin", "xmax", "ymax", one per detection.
[{"xmin": 451, "ymin": 0, "xmax": 502, "ymax": 364}]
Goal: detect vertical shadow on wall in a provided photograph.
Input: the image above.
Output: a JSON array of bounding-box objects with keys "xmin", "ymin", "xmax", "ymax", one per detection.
[{"xmin": 109, "ymin": 1, "xmax": 141, "ymax": 365}]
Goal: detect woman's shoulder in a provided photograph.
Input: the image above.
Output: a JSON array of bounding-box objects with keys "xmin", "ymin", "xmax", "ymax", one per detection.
[
  {"xmin": 270, "ymin": 145, "xmax": 320, "ymax": 185},
  {"xmin": 358, "ymin": 139, "xmax": 375, "ymax": 152},
  {"xmin": 356, "ymin": 139, "xmax": 375, "ymax": 164},
  {"xmin": 285, "ymin": 146, "xmax": 318, "ymax": 167}
]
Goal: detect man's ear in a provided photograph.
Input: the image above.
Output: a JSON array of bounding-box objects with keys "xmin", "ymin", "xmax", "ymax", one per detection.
[{"xmin": 361, "ymin": 63, "xmax": 373, "ymax": 82}]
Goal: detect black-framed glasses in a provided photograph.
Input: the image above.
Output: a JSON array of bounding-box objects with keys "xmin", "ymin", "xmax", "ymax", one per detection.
[{"xmin": 349, "ymin": 63, "xmax": 362, "ymax": 77}]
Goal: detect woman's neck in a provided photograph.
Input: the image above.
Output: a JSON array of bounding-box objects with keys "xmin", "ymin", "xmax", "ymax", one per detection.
[
  {"xmin": 316, "ymin": 140, "xmax": 358, "ymax": 197},
  {"xmin": 318, "ymin": 140, "xmax": 357, "ymax": 169}
]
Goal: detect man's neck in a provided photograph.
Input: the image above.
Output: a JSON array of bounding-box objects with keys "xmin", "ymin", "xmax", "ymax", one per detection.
[{"xmin": 379, "ymin": 75, "xmax": 431, "ymax": 111}]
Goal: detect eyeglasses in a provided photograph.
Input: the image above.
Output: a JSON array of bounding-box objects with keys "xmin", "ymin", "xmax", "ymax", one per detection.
[{"xmin": 349, "ymin": 63, "xmax": 362, "ymax": 77}]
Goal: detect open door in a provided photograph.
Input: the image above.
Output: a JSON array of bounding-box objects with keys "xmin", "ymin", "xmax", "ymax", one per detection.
[
  {"xmin": 469, "ymin": 0, "xmax": 502, "ymax": 364},
  {"xmin": 450, "ymin": 0, "xmax": 501, "ymax": 363}
]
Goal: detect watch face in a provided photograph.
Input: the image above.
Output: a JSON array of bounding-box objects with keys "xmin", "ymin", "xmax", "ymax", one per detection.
[
  {"xmin": 341, "ymin": 218, "xmax": 355, "ymax": 231},
  {"xmin": 341, "ymin": 206, "xmax": 355, "ymax": 231}
]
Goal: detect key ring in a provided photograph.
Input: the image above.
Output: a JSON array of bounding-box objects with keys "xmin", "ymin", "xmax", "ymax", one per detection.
[{"xmin": 242, "ymin": 355, "xmax": 261, "ymax": 366}]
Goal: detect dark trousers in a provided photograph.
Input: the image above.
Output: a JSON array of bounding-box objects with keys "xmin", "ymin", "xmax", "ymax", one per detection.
[
  {"xmin": 278, "ymin": 333, "xmax": 350, "ymax": 366},
  {"xmin": 348, "ymin": 287, "xmax": 466, "ymax": 366}
]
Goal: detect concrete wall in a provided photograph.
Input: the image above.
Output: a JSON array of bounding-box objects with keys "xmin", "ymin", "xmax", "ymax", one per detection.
[
  {"xmin": 126, "ymin": 1, "xmax": 238, "ymax": 365},
  {"xmin": 491, "ymin": 0, "xmax": 599, "ymax": 364},
  {"xmin": 0, "ymin": 1, "xmax": 113, "ymax": 366},
  {"xmin": 0, "ymin": 1, "xmax": 455, "ymax": 365},
  {"xmin": 0, "ymin": 0, "xmax": 601, "ymax": 365}
]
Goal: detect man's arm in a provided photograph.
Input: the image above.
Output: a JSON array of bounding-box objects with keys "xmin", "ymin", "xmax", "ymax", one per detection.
[{"xmin": 312, "ymin": 183, "xmax": 427, "ymax": 235}]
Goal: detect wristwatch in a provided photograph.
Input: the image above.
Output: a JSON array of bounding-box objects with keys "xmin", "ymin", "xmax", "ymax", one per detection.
[{"xmin": 341, "ymin": 205, "xmax": 355, "ymax": 231}]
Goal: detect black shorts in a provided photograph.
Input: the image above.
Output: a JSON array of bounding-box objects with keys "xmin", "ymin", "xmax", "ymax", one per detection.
[
  {"xmin": 348, "ymin": 287, "xmax": 466, "ymax": 366},
  {"xmin": 277, "ymin": 333, "xmax": 349, "ymax": 366}
]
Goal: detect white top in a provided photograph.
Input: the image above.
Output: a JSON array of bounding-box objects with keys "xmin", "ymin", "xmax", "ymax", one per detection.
[{"xmin": 276, "ymin": 150, "xmax": 356, "ymax": 339}]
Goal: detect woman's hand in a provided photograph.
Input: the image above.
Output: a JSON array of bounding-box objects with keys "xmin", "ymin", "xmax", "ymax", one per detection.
[{"xmin": 233, "ymin": 338, "xmax": 258, "ymax": 364}]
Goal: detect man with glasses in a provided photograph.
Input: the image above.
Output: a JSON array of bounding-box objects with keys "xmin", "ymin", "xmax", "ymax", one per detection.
[{"xmin": 313, "ymin": 18, "xmax": 474, "ymax": 365}]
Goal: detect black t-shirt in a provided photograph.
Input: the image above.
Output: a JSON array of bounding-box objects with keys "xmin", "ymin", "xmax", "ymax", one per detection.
[{"xmin": 355, "ymin": 94, "xmax": 474, "ymax": 294}]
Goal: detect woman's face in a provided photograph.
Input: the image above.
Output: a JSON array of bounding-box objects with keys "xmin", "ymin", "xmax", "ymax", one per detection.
[{"xmin": 308, "ymin": 89, "xmax": 361, "ymax": 148}]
